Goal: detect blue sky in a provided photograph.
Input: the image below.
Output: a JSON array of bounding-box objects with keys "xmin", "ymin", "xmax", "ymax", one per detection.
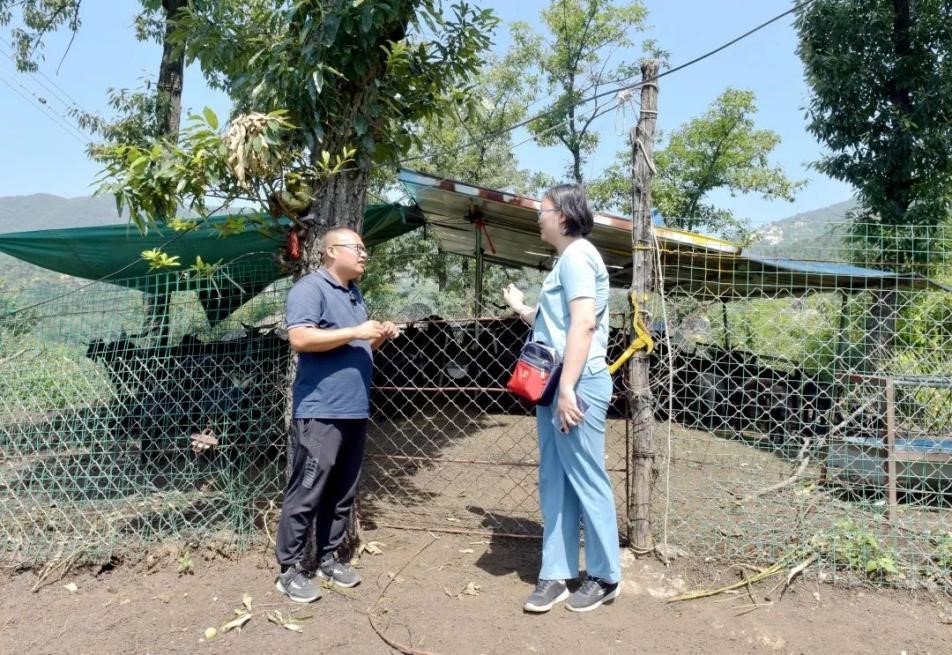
[{"xmin": 0, "ymin": 1, "xmax": 854, "ymax": 224}]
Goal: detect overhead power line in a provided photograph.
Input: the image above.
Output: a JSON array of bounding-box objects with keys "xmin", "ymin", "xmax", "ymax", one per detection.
[
  {"xmin": 0, "ymin": 73, "xmax": 88, "ymax": 143},
  {"xmin": 0, "ymin": 43, "xmax": 82, "ymax": 112}
]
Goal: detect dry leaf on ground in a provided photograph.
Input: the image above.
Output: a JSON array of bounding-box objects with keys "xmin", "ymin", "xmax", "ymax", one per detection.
[
  {"xmin": 220, "ymin": 613, "xmax": 251, "ymax": 633},
  {"xmin": 267, "ymin": 610, "xmax": 304, "ymax": 633},
  {"xmin": 446, "ymin": 582, "xmax": 481, "ymax": 599},
  {"xmin": 63, "ymin": 582, "xmax": 78, "ymax": 593},
  {"xmin": 361, "ymin": 541, "xmax": 385, "ymax": 556}
]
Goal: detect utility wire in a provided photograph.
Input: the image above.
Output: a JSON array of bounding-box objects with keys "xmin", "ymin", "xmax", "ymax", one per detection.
[
  {"xmin": 0, "ymin": 73, "xmax": 87, "ymax": 143},
  {"xmin": 8, "ymin": 73, "xmax": 91, "ymax": 138},
  {"xmin": 0, "ymin": 43, "xmax": 82, "ymax": 112}
]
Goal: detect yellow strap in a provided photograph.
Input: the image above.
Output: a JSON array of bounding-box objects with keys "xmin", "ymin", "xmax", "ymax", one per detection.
[{"xmin": 608, "ymin": 291, "xmax": 654, "ymax": 375}]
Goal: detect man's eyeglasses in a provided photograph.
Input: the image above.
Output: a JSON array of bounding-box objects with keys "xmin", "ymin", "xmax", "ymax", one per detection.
[
  {"xmin": 349, "ymin": 289, "xmax": 360, "ymax": 306},
  {"xmin": 329, "ymin": 243, "xmax": 368, "ymax": 256}
]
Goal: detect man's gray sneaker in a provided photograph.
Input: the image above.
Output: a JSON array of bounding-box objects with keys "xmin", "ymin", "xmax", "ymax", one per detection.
[
  {"xmin": 317, "ymin": 556, "xmax": 361, "ymax": 588},
  {"xmin": 523, "ymin": 579, "xmax": 569, "ymax": 613},
  {"xmin": 565, "ymin": 576, "xmax": 619, "ymax": 612},
  {"xmin": 276, "ymin": 563, "xmax": 322, "ymax": 603}
]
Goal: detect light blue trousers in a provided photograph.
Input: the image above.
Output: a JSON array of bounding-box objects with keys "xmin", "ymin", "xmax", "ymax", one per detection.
[{"xmin": 536, "ymin": 369, "xmax": 621, "ymax": 583}]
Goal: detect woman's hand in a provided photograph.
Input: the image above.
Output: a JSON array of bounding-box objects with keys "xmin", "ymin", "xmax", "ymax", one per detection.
[
  {"xmin": 556, "ymin": 387, "xmax": 584, "ymax": 434},
  {"xmin": 503, "ymin": 283, "xmax": 525, "ymax": 312}
]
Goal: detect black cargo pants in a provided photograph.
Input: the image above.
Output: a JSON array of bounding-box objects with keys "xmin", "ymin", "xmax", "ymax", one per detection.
[{"xmin": 275, "ymin": 418, "xmax": 368, "ymax": 566}]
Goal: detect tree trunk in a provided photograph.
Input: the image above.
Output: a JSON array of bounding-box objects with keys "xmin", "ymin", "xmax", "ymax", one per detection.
[
  {"xmin": 300, "ymin": 166, "xmax": 370, "ymax": 264},
  {"xmin": 289, "ymin": 167, "xmax": 370, "ymax": 568},
  {"xmin": 864, "ymin": 289, "xmax": 899, "ymax": 374},
  {"xmin": 883, "ymin": 0, "xmax": 914, "ymax": 224},
  {"xmin": 627, "ymin": 60, "xmax": 659, "ymax": 553},
  {"xmin": 157, "ymin": 0, "xmax": 187, "ymax": 138},
  {"xmin": 436, "ymin": 247, "xmax": 449, "ymax": 291},
  {"xmin": 572, "ymin": 147, "xmax": 583, "ymax": 184}
]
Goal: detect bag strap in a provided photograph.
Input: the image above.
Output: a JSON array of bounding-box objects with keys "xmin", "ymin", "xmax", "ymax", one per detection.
[{"xmin": 524, "ymin": 300, "xmax": 610, "ymax": 348}]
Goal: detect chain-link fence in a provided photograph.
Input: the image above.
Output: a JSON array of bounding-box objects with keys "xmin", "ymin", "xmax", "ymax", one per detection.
[{"xmin": 1, "ymin": 222, "xmax": 949, "ymax": 587}]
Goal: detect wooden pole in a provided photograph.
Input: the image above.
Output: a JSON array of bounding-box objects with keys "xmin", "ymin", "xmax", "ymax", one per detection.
[
  {"xmin": 628, "ymin": 59, "xmax": 659, "ymax": 552},
  {"xmin": 474, "ymin": 220, "xmax": 484, "ymax": 317},
  {"xmin": 885, "ymin": 377, "xmax": 897, "ymax": 524}
]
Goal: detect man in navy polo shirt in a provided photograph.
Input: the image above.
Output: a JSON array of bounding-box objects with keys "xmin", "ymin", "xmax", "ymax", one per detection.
[{"xmin": 275, "ymin": 227, "xmax": 399, "ymax": 603}]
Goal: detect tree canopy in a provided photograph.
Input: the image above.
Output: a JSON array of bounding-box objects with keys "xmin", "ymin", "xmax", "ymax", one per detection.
[
  {"xmin": 513, "ymin": 0, "xmax": 649, "ymax": 183},
  {"xmin": 179, "ymin": 1, "xmax": 496, "ymax": 169},
  {"xmin": 84, "ymin": 0, "xmax": 498, "ymax": 276},
  {"xmin": 589, "ymin": 88, "xmax": 802, "ymax": 238},
  {"xmin": 796, "ymin": 0, "xmax": 952, "ymax": 232}
]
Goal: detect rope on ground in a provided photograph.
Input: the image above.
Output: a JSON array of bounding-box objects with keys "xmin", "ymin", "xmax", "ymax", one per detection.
[{"xmin": 367, "ymin": 535, "xmax": 440, "ymax": 655}]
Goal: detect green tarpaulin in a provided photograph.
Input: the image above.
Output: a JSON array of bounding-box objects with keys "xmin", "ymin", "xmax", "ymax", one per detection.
[{"xmin": 0, "ymin": 203, "xmax": 424, "ymax": 323}]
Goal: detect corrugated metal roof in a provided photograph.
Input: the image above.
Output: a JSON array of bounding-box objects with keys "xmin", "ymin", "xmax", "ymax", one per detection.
[
  {"xmin": 399, "ymin": 168, "xmax": 738, "ymax": 287},
  {"xmin": 400, "ymin": 168, "xmax": 949, "ymax": 299}
]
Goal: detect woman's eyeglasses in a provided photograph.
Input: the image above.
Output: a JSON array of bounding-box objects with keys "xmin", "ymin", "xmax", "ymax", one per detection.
[{"xmin": 536, "ymin": 208, "xmax": 560, "ymax": 219}]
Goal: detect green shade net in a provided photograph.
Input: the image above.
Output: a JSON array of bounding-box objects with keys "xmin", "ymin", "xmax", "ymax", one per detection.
[{"xmin": 0, "ymin": 203, "xmax": 424, "ymax": 324}]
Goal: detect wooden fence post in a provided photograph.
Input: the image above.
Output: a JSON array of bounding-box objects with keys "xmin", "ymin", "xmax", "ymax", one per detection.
[{"xmin": 628, "ymin": 59, "xmax": 659, "ymax": 552}]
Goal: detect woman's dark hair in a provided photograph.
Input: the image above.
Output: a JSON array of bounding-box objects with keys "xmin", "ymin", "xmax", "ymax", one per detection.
[{"xmin": 544, "ymin": 184, "xmax": 594, "ymax": 237}]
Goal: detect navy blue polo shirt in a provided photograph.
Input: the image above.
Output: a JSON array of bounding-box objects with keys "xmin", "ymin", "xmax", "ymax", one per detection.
[{"xmin": 286, "ymin": 268, "xmax": 372, "ymax": 419}]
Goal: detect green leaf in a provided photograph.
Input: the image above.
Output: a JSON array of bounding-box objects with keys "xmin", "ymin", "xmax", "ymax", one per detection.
[
  {"xmin": 203, "ymin": 106, "xmax": 219, "ymax": 130},
  {"xmin": 130, "ymin": 156, "xmax": 150, "ymax": 174}
]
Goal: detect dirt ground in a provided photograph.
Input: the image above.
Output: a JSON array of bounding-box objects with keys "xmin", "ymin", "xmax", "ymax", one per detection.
[{"xmin": 1, "ymin": 528, "xmax": 949, "ymax": 655}]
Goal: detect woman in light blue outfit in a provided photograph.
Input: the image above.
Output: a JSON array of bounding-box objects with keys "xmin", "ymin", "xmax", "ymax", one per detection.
[{"xmin": 504, "ymin": 183, "xmax": 620, "ymax": 613}]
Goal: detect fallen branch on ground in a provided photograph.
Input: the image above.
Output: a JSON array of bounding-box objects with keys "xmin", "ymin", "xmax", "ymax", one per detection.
[
  {"xmin": 367, "ymin": 536, "xmax": 439, "ymax": 655},
  {"xmin": 32, "ymin": 544, "xmax": 89, "ymax": 593},
  {"xmin": 667, "ymin": 561, "xmax": 787, "ymax": 603},
  {"xmin": 741, "ymin": 452, "xmax": 812, "ymax": 502},
  {"xmin": 780, "ymin": 554, "xmax": 818, "ymax": 600}
]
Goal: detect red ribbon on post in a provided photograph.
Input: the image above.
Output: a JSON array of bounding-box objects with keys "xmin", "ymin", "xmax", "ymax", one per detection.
[{"xmin": 472, "ymin": 218, "xmax": 496, "ymax": 255}]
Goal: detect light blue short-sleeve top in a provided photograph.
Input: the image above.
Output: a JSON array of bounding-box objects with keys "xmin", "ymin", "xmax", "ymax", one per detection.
[{"xmin": 532, "ymin": 238, "xmax": 610, "ymax": 375}]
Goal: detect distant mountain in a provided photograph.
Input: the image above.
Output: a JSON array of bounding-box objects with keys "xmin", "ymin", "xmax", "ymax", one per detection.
[
  {"xmin": 0, "ymin": 193, "xmax": 125, "ymax": 234},
  {"xmin": 0, "ymin": 194, "xmax": 131, "ymax": 302},
  {"xmin": 746, "ymin": 198, "xmax": 858, "ymax": 260}
]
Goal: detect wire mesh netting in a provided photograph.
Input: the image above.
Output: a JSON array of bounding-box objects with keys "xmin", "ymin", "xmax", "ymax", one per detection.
[
  {"xmin": 0, "ymin": 221, "xmax": 949, "ymax": 587},
  {"xmin": 648, "ymin": 222, "xmax": 951, "ymax": 585},
  {"xmin": 0, "ymin": 264, "xmax": 292, "ymax": 567}
]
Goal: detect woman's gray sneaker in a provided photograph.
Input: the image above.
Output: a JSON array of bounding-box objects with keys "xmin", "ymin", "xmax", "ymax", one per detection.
[
  {"xmin": 565, "ymin": 576, "xmax": 619, "ymax": 612},
  {"xmin": 317, "ymin": 557, "xmax": 362, "ymax": 588},
  {"xmin": 523, "ymin": 579, "xmax": 570, "ymax": 613},
  {"xmin": 276, "ymin": 563, "xmax": 322, "ymax": 603}
]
